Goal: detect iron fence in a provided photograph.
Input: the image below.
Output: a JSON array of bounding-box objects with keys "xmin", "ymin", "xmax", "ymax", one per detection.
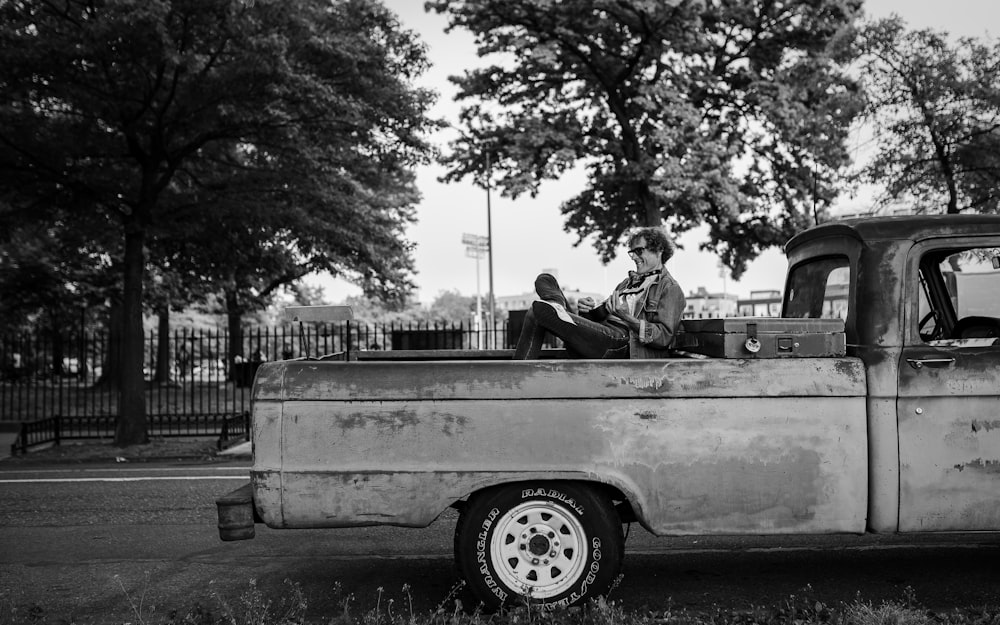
[
  {"xmin": 9, "ymin": 412, "xmax": 251, "ymax": 455},
  {"xmin": 0, "ymin": 320, "xmax": 513, "ymax": 425},
  {"xmin": 1, "ymin": 312, "xmax": 738, "ymax": 428}
]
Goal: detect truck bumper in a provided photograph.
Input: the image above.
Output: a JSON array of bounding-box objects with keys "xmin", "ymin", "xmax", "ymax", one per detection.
[{"xmin": 216, "ymin": 483, "xmax": 259, "ymax": 541}]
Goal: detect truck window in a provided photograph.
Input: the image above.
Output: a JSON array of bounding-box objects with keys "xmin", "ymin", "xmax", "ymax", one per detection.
[
  {"xmin": 784, "ymin": 256, "xmax": 850, "ymax": 319},
  {"xmin": 919, "ymin": 247, "xmax": 1000, "ymax": 345}
]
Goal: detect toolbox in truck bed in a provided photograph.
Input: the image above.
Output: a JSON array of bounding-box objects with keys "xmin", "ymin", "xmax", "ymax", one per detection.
[{"xmin": 676, "ymin": 317, "xmax": 846, "ymax": 358}]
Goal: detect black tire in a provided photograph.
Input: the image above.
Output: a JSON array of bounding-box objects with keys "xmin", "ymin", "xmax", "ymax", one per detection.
[{"xmin": 454, "ymin": 482, "xmax": 624, "ymax": 609}]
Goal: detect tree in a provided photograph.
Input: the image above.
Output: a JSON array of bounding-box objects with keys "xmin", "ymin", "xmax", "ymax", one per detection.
[
  {"xmin": 0, "ymin": 208, "xmax": 120, "ymax": 338},
  {"xmin": 954, "ymin": 129, "xmax": 1000, "ymax": 214},
  {"xmin": 157, "ymin": 158, "xmax": 423, "ymax": 374},
  {"xmin": 0, "ymin": 0, "xmax": 437, "ymax": 445},
  {"xmin": 857, "ymin": 18, "xmax": 1000, "ymax": 214},
  {"xmin": 428, "ymin": 289, "xmax": 476, "ymax": 322},
  {"xmin": 339, "ymin": 294, "xmax": 423, "ymax": 323},
  {"xmin": 428, "ymin": 0, "xmax": 864, "ymax": 276}
]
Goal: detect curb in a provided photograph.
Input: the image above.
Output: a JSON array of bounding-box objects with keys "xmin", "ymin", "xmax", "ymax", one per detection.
[{"xmin": 0, "ymin": 438, "xmax": 251, "ymax": 465}]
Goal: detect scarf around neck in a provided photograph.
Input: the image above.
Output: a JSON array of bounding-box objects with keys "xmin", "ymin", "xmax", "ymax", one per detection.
[{"xmin": 625, "ymin": 268, "xmax": 662, "ymax": 289}]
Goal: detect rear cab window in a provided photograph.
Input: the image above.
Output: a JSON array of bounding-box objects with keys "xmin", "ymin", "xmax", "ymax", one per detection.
[{"xmin": 784, "ymin": 256, "xmax": 851, "ymax": 320}]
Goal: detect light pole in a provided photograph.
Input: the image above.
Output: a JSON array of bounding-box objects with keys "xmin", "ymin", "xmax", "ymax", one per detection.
[
  {"xmin": 485, "ymin": 151, "xmax": 496, "ymax": 348},
  {"xmin": 462, "ymin": 233, "xmax": 489, "ymax": 349}
]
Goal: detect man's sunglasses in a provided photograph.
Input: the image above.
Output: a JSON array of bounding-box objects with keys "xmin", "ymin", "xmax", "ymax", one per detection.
[{"xmin": 627, "ymin": 246, "xmax": 647, "ymax": 256}]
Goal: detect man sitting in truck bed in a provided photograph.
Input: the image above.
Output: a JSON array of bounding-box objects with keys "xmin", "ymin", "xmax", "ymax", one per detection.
[{"xmin": 512, "ymin": 227, "xmax": 686, "ymax": 359}]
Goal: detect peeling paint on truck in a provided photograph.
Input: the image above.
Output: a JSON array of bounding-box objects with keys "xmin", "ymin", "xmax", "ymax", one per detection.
[{"xmin": 256, "ymin": 359, "xmax": 868, "ymax": 534}]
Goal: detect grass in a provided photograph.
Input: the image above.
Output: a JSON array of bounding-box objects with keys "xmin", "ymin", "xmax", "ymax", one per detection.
[{"xmin": 1, "ymin": 579, "xmax": 998, "ymax": 625}]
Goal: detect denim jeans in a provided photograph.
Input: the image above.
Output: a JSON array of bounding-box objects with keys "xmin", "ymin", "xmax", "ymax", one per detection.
[
  {"xmin": 512, "ymin": 296, "xmax": 629, "ymax": 359},
  {"xmin": 512, "ymin": 300, "xmax": 630, "ymax": 359}
]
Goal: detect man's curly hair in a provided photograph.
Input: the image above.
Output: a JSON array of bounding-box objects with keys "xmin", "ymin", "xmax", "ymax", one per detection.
[{"xmin": 628, "ymin": 227, "xmax": 676, "ymax": 262}]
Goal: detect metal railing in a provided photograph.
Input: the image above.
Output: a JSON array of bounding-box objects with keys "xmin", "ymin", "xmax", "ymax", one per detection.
[
  {"xmin": 9, "ymin": 411, "xmax": 250, "ymax": 455},
  {"xmin": 1, "ymin": 321, "xmax": 513, "ymax": 427},
  {"xmin": 218, "ymin": 412, "xmax": 251, "ymax": 451},
  {"xmin": 3, "ymin": 313, "xmax": 751, "ymax": 440}
]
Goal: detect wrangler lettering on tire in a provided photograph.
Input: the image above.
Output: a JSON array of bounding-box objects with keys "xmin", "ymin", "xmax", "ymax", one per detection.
[{"xmin": 454, "ymin": 482, "xmax": 624, "ymax": 609}]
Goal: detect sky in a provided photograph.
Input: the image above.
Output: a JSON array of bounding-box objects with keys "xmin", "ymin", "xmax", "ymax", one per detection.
[{"xmin": 313, "ymin": 0, "xmax": 999, "ymax": 306}]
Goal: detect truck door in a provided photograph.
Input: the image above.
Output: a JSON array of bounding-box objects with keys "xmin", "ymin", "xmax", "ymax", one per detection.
[{"xmin": 897, "ymin": 238, "xmax": 1000, "ymax": 531}]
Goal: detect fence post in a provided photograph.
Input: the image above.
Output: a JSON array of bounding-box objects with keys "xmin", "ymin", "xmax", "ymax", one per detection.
[
  {"xmin": 54, "ymin": 416, "xmax": 61, "ymax": 447},
  {"xmin": 16, "ymin": 422, "xmax": 27, "ymax": 456}
]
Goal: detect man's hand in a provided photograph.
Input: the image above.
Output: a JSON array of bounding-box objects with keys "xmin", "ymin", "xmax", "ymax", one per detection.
[
  {"xmin": 577, "ymin": 296, "xmax": 597, "ymax": 313},
  {"xmin": 605, "ymin": 294, "xmax": 640, "ymax": 331}
]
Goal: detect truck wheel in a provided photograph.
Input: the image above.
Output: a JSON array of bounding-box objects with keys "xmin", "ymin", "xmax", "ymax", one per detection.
[{"xmin": 454, "ymin": 482, "xmax": 623, "ymax": 609}]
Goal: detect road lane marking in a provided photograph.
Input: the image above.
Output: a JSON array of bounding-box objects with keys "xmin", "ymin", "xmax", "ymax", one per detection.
[{"xmin": 0, "ymin": 476, "xmax": 249, "ymax": 483}]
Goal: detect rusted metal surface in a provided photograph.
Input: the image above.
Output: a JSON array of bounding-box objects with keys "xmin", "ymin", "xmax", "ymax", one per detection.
[
  {"xmin": 896, "ymin": 389, "xmax": 1000, "ymax": 530},
  {"xmin": 784, "ymin": 214, "xmax": 1000, "ymax": 255},
  {"xmin": 855, "ymin": 239, "xmax": 907, "ymax": 533},
  {"xmin": 256, "ymin": 358, "xmax": 867, "ymax": 402},
  {"xmin": 896, "ymin": 233, "xmax": 1000, "ymax": 531},
  {"xmin": 252, "ymin": 359, "xmax": 868, "ymax": 535},
  {"xmin": 216, "ymin": 483, "xmax": 256, "ymax": 540},
  {"xmin": 784, "ymin": 216, "xmax": 1000, "ymax": 534},
  {"xmin": 249, "ymin": 400, "xmax": 283, "ymax": 527}
]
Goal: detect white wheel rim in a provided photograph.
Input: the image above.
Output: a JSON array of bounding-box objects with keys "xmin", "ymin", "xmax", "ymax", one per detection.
[{"xmin": 489, "ymin": 500, "xmax": 588, "ymax": 599}]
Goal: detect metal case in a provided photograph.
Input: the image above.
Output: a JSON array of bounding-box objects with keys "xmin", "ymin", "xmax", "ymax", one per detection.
[{"xmin": 676, "ymin": 317, "xmax": 846, "ymax": 358}]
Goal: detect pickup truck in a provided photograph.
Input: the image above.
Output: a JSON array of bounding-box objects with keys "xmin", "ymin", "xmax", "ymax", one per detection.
[{"xmin": 217, "ymin": 214, "xmax": 1000, "ymax": 609}]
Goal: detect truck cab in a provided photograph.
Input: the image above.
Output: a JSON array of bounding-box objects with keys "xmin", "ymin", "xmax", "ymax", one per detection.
[{"xmin": 784, "ymin": 214, "xmax": 1000, "ymax": 532}]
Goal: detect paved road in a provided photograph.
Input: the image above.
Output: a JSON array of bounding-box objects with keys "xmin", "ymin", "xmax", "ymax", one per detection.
[{"xmin": 2, "ymin": 461, "xmax": 998, "ymax": 623}]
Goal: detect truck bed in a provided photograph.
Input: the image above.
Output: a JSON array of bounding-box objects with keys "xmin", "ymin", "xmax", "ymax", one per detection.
[{"xmin": 250, "ymin": 356, "xmax": 869, "ymax": 536}]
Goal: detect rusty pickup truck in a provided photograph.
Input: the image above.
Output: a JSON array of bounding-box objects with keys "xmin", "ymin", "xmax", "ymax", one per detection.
[{"xmin": 217, "ymin": 214, "xmax": 1000, "ymax": 609}]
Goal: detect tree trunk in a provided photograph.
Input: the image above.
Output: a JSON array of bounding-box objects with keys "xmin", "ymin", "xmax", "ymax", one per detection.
[
  {"xmin": 640, "ymin": 181, "xmax": 661, "ymax": 227},
  {"xmin": 225, "ymin": 289, "xmax": 243, "ymax": 382},
  {"xmin": 114, "ymin": 219, "xmax": 149, "ymax": 447},
  {"xmin": 153, "ymin": 305, "xmax": 172, "ymax": 384}
]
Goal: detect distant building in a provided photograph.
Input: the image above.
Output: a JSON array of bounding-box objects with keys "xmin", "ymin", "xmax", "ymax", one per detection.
[
  {"xmin": 822, "ymin": 283, "xmax": 850, "ymax": 319},
  {"xmin": 737, "ymin": 290, "xmax": 783, "ymax": 317},
  {"xmin": 734, "ymin": 285, "xmax": 850, "ymax": 319},
  {"xmin": 683, "ymin": 286, "xmax": 739, "ymax": 319},
  {"xmin": 950, "ymin": 272, "xmax": 1000, "ymax": 317}
]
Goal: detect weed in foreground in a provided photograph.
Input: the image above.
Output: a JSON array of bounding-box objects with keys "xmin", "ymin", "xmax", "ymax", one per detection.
[
  {"xmin": 210, "ymin": 578, "xmax": 306, "ymax": 625},
  {"xmin": 3, "ymin": 577, "xmax": 999, "ymax": 625},
  {"xmin": 0, "ymin": 591, "xmax": 43, "ymax": 625}
]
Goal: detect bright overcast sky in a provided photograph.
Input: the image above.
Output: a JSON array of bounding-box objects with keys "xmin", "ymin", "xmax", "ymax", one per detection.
[{"xmin": 314, "ymin": 0, "xmax": 998, "ymax": 306}]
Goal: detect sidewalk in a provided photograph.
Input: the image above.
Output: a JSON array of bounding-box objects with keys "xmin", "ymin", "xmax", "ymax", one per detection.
[{"xmin": 0, "ymin": 433, "xmax": 250, "ymax": 464}]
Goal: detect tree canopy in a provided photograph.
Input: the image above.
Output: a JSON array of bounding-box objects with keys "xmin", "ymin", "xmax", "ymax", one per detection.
[
  {"xmin": 0, "ymin": 212, "xmax": 117, "ymax": 333},
  {"xmin": 0, "ymin": 0, "xmax": 438, "ymax": 444},
  {"xmin": 428, "ymin": 0, "xmax": 864, "ymax": 276},
  {"xmin": 856, "ymin": 17, "xmax": 1000, "ymax": 214}
]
